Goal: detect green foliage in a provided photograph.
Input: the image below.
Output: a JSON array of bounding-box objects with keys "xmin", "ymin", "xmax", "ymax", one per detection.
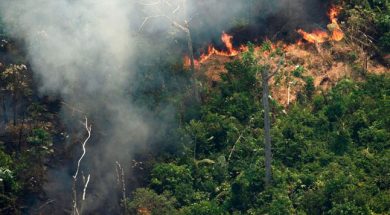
[
  {"xmin": 379, "ymin": 31, "xmax": 390, "ymax": 52},
  {"xmin": 0, "ymin": 64, "xmax": 31, "ymax": 97},
  {"xmin": 292, "ymin": 65, "xmax": 304, "ymax": 78},
  {"xmin": 27, "ymin": 128, "xmax": 52, "ymax": 146},
  {"xmin": 261, "ymin": 40, "xmax": 273, "ymax": 52},
  {"xmin": 150, "ymin": 163, "xmax": 194, "ymax": 205},
  {"xmin": 179, "ymin": 201, "xmax": 225, "ymax": 215},
  {"xmin": 0, "ymin": 61, "xmax": 55, "ymax": 212},
  {"xmin": 0, "ymin": 150, "xmax": 12, "ymax": 168},
  {"xmin": 344, "ymin": 0, "xmax": 390, "ymax": 53},
  {"xmin": 0, "ymin": 149, "xmax": 20, "ymax": 214},
  {"xmin": 126, "ymin": 188, "xmax": 177, "ymax": 215},
  {"xmin": 0, "ymin": 167, "xmax": 20, "ymax": 193},
  {"xmin": 328, "ymin": 202, "xmax": 370, "ymax": 215},
  {"xmin": 135, "ymin": 71, "xmax": 390, "ymax": 214},
  {"xmin": 1, "ymin": 2, "xmax": 389, "ymax": 214},
  {"xmin": 329, "ymin": 129, "xmax": 352, "ymax": 155},
  {"xmin": 304, "ymin": 76, "xmax": 315, "ymax": 100}
]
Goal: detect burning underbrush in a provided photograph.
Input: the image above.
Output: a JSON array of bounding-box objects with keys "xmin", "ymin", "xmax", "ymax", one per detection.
[{"xmin": 184, "ymin": 5, "xmax": 389, "ymax": 107}]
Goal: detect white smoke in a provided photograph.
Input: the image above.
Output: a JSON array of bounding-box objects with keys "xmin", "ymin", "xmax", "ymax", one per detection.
[
  {"xmin": 0, "ymin": 0, "xmax": 326, "ymax": 213},
  {"xmin": 1, "ymin": 0, "xmax": 134, "ymax": 95},
  {"xmin": 0, "ymin": 0, "xmax": 149, "ymax": 213}
]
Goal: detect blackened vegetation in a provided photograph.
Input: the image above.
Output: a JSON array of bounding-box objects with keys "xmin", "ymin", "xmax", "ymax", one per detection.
[{"xmin": 190, "ymin": 0, "xmax": 329, "ymax": 53}]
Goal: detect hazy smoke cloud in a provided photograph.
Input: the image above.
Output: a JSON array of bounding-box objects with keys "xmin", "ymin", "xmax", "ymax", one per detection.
[
  {"xmin": 0, "ymin": 0, "xmax": 149, "ymax": 213},
  {"xmin": 0, "ymin": 0, "xmax": 327, "ymax": 213}
]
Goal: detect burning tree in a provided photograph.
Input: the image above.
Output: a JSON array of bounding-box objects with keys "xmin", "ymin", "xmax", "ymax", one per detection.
[
  {"xmin": 297, "ymin": 5, "xmax": 345, "ymax": 44},
  {"xmin": 183, "ymin": 32, "xmax": 244, "ymax": 68}
]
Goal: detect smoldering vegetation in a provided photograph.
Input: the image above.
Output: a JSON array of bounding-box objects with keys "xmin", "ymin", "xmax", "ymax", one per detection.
[{"xmin": 0, "ymin": 0, "xmax": 329, "ymax": 213}]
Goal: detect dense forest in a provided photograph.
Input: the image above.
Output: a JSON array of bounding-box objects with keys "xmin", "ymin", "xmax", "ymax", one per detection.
[{"xmin": 0, "ymin": 0, "xmax": 389, "ymax": 214}]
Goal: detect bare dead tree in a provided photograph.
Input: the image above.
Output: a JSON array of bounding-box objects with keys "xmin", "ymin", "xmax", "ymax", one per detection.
[
  {"xmin": 137, "ymin": 0, "xmax": 199, "ymax": 101},
  {"xmin": 261, "ymin": 68, "xmax": 272, "ymax": 188},
  {"xmin": 287, "ymin": 81, "xmax": 293, "ymax": 106},
  {"xmin": 258, "ymin": 54, "xmax": 285, "ymax": 188},
  {"xmin": 227, "ymin": 118, "xmax": 255, "ymax": 162},
  {"xmin": 138, "ymin": 0, "xmax": 194, "ymax": 72},
  {"xmin": 72, "ymin": 117, "xmax": 92, "ymax": 215},
  {"xmin": 228, "ymin": 132, "xmax": 244, "ymax": 162},
  {"xmin": 61, "ymin": 101, "xmax": 87, "ymax": 116},
  {"xmin": 115, "ymin": 161, "xmax": 127, "ymax": 214}
]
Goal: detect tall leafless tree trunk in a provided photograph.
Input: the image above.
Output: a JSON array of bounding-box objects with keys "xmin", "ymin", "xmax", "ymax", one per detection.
[
  {"xmin": 171, "ymin": 21, "xmax": 199, "ymax": 102},
  {"xmin": 184, "ymin": 22, "xmax": 195, "ymax": 75},
  {"xmin": 259, "ymin": 55, "xmax": 284, "ymax": 188},
  {"xmin": 185, "ymin": 25, "xmax": 199, "ymax": 102},
  {"xmin": 72, "ymin": 117, "xmax": 92, "ymax": 215},
  {"xmin": 261, "ymin": 68, "xmax": 272, "ymax": 187},
  {"xmin": 1, "ymin": 95, "xmax": 7, "ymax": 123},
  {"xmin": 115, "ymin": 161, "xmax": 127, "ymax": 214},
  {"xmin": 138, "ymin": 1, "xmax": 200, "ymax": 102}
]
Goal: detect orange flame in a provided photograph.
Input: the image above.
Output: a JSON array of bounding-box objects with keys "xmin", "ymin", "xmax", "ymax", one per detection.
[
  {"xmin": 329, "ymin": 6, "xmax": 341, "ymax": 25},
  {"xmin": 297, "ymin": 29, "xmax": 329, "ymax": 44},
  {"xmin": 221, "ymin": 32, "xmax": 239, "ymax": 56},
  {"xmin": 184, "ymin": 32, "xmax": 241, "ymax": 67},
  {"xmin": 297, "ymin": 5, "xmax": 344, "ymax": 44},
  {"xmin": 329, "ymin": 6, "xmax": 344, "ymax": 41},
  {"xmin": 331, "ymin": 28, "xmax": 344, "ymax": 41},
  {"xmin": 183, "ymin": 5, "xmax": 345, "ymax": 69}
]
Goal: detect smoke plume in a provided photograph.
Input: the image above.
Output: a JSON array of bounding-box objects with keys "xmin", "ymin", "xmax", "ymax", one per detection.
[{"xmin": 0, "ymin": 0, "xmax": 327, "ymax": 213}]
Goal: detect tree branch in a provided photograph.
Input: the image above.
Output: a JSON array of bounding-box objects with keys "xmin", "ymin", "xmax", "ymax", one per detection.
[
  {"xmin": 72, "ymin": 116, "xmax": 92, "ymax": 215},
  {"xmin": 137, "ymin": 0, "xmax": 187, "ymax": 33},
  {"xmin": 82, "ymin": 174, "xmax": 90, "ymax": 201},
  {"xmin": 61, "ymin": 101, "xmax": 86, "ymax": 115},
  {"xmin": 228, "ymin": 132, "xmax": 244, "ymax": 162},
  {"xmin": 73, "ymin": 117, "xmax": 92, "ymax": 179},
  {"xmin": 116, "ymin": 161, "xmax": 127, "ymax": 214},
  {"xmin": 138, "ymin": 15, "xmax": 167, "ymax": 32},
  {"xmin": 267, "ymin": 54, "xmax": 285, "ymax": 81}
]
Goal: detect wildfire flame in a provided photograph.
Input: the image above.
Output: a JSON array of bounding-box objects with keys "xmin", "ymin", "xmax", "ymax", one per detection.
[
  {"xmin": 184, "ymin": 32, "xmax": 242, "ymax": 67},
  {"xmin": 328, "ymin": 6, "xmax": 344, "ymax": 41},
  {"xmin": 297, "ymin": 5, "xmax": 344, "ymax": 44},
  {"xmin": 221, "ymin": 33, "xmax": 239, "ymax": 56},
  {"xmin": 297, "ymin": 29, "xmax": 329, "ymax": 44},
  {"xmin": 184, "ymin": 5, "xmax": 345, "ymax": 69}
]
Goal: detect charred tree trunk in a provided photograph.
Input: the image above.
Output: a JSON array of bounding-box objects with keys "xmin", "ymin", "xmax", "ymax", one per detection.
[
  {"xmin": 185, "ymin": 22, "xmax": 195, "ymax": 75},
  {"xmin": 184, "ymin": 22, "xmax": 200, "ymax": 103},
  {"xmin": 12, "ymin": 72, "xmax": 18, "ymax": 126},
  {"xmin": 2, "ymin": 94, "xmax": 8, "ymax": 124},
  {"xmin": 261, "ymin": 68, "xmax": 272, "ymax": 187},
  {"xmin": 13, "ymin": 97, "xmax": 17, "ymax": 126},
  {"xmin": 18, "ymin": 110, "xmax": 25, "ymax": 151},
  {"xmin": 172, "ymin": 20, "xmax": 199, "ymax": 103}
]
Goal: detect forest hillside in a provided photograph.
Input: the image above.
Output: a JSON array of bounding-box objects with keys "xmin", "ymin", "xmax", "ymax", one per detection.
[{"xmin": 0, "ymin": 0, "xmax": 389, "ymax": 214}]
